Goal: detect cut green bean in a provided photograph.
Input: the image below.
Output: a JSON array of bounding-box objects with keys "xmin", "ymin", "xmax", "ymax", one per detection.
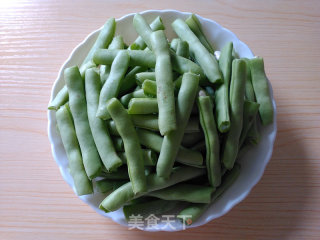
[
  {"xmin": 239, "ymin": 100, "xmax": 260, "ymax": 146},
  {"xmin": 112, "ymin": 137, "xmax": 124, "ymax": 151},
  {"xmin": 250, "ymin": 57, "xmax": 273, "ymax": 125},
  {"xmin": 243, "ymin": 58, "xmax": 256, "ymax": 102},
  {"xmin": 215, "ymin": 42, "xmax": 233, "ymax": 133},
  {"xmin": 133, "ymin": 14, "xmax": 155, "ymax": 50},
  {"xmin": 118, "ymin": 149, "xmax": 157, "ymax": 166},
  {"xmin": 157, "ymin": 73, "xmax": 200, "ymax": 177},
  {"xmin": 96, "ymin": 51, "xmax": 130, "ymax": 120},
  {"xmin": 142, "ymin": 79, "xmax": 157, "ymax": 97},
  {"xmin": 185, "ymin": 116, "xmax": 200, "ymax": 133},
  {"xmin": 198, "ymin": 91, "xmax": 221, "ymax": 187},
  {"xmin": 246, "ymin": 118, "xmax": 261, "ymax": 145},
  {"xmin": 128, "ymin": 98, "xmax": 158, "ymax": 114},
  {"xmin": 148, "ymin": 183, "xmax": 214, "ymax": 203},
  {"xmin": 185, "ymin": 14, "xmax": 214, "ymax": 54},
  {"xmin": 96, "ymin": 179, "xmax": 126, "ymax": 193},
  {"xmin": 136, "ymin": 72, "xmax": 156, "ymax": 86},
  {"xmin": 151, "ymin": 30, "xmax": 176, "ymax": 135},
  {"xmin": 130, "ymin": 16, "xmax": 165, "ymax": 50},
  {"xmin": 123, "ymin": 199, "xmax": 179, "ymax": 221},
  {"xmin": 107, "ymin": 98, "xmax": 146, "ymax": 194},
  {"xmin": 131, "ymin": 114, "xmax": 158, "ymax": 131},
  {"xmin": 120, "ymin": 89, "xmax": 145, "ymax": 107},
  {"xmin": 99, "ymin": 166, "xmax": 206, "ymax": 212},
  {"xmin": 85, "ymin": 68, "xmax": 122, "ymax": 172},
  {"xmin": 48, "ymin": 86, "xmax": 69, "ymax": 110},
  {"xmin": 65, "ymin": 66, "xmax": 102, "ymax": 179},
  {"xmin": 80, "ymin": 18, "xmax": 116, "ymax": 76},
  {"xmin": 99, "ymin": 65, "xmax": 111, "ymax": 85},
  {"xmin": 176, "ymin": 40, "xmax": 189, "ymax": 58},
  {"xmin": 100, "ymin": 167, "xmax": 129, "ymax": 180},
  {"xmin": 56, "ymin": 105, "xmax": 93, "ymax": 195},
  {"xmin": 172, "ymin": 18, "xmax": 222, "ymax": 84},
  {"xmin": 119, "ymin": 66, "xmax": 147, "ymax": 95},
  {"xmin": 106, "ymin": 120, "xmax": 119, "ymax": 136},
  {"xmin": 170, "ymin": 38, "xmax": 180, "ymax": 52},
  {"xmin": 222, "ymin": 59, "xmax": 247, "ymax": 169}
]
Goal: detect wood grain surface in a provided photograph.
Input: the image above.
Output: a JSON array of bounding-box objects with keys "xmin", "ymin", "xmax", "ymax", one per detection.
[{"xmin": 0, "ymin": 0, "xmax": 319, "ymax": 239}]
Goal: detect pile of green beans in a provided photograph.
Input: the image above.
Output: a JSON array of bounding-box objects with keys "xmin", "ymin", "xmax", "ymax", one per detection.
[{"xmin": 49, "ymin": 13, "xmax": 273, "ymax": 226}]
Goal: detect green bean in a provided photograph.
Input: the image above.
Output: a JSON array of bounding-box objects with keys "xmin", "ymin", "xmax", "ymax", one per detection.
[
  {"xmin": 119, "ymin": 66, "xmax": 147, "ymax": 95},
  {"xmin": 222, "ymin": 59, "xmax": 247, "ymax": 169},
  {"xmin": 172, "ymin": 19, "xmax": 222, "ymax": 84},
  {"xmin": 100, "ymin": 167, "xmax": 129, "ymax": 179},
  {"xmin": 132, "ymin": 14, "xmax": 155, "ymax": 50},
  {"xmin": 178, "ymin": 163, "xmax": 241, "ymax": 225},
  {"xmin": 239, "ymin": 100, "xmax": 260, "ymax": 146},
  {"xmin": 56, "ymin": 105, "xmax": 93, "ymax": 195},
  {"xmin": 185, "ymin": 116, "xmax": 200, "ymax": 133},
  {"xmin": 99, "ymin": 65, "xmax": 110, "ymax": 85},
  {"xmin": 112, "ymin": 137, "xmax": 124, "ymax": 151},
  {"xmin": 96, "ymin": 51, "xmax": 130, "ymax": 120},
  {"xmin": 94, "ymin": 49, "xmax": 206, "ymax": 81},
  {"xmin": 191, "ymin": 140, "xmax": 206, "ymax": 152},
  {"xmin": 130, "ymin": 16, "xmax": 165, "ymax": 50},
  {"xmin": 85, "ymin": 68, "xmax": 122, "ymax": 172},
  {"xmin": 142, "ymin": 79, "xmax": 157, "ymax": 97},
  {"xmin": 118, "ymin": 149, "xmax": 157, "ymax": 166},
  {"xmin": 99, "ymin": 166, "xmax": 206, "ymax": 212},
  {"xmin": 198, "ymin": 91, "xmax": 221, "ymax": 187},
  {"xmin": 157, "ymin": 73, "xmax": 200, "ymax": 177},
  {"xmin": 176, "ymin": 40, "xmax": 189, "ymax": 58},
  {"xmin": 185, "ymin": 14, "xmax": 214, "ymax": 54},
  {"xmin": 65, "ymin": 66, "xmax": 102, "ymax": 179},
  {"xmin": 136, "ymin": 129, "xmax": 203, "ymax": 167},
  {"xmin": 243, "ymin": 58, "xmax": 256, "ymax": 101},
  {"xmin": 148, "ymin": 183, "xmax": 214, "ymax": 203},
  {"xmin": 96, "ymin": 179, "xmax": 126, "ymax": 193},
  {"xmin": 250, "ymin": 57, "xmax": 274, "ymax": 125},
  {"xmin": 136, "ymin": 72, "xmax": 156, "ymax": 86},
  {"xmin": 107, "ymin": 98, "xmax": 147, "ymax": 194},
  {"xmin": 120, "ymin": 89, "xmax": 145, "ymax": 107},
  {"xmin": 106, "ymin": 120, "xmax": 119, "ymax": 136},
  {"xmin": 150, "ymin": 30, "xmax": 176, "ymax": 135},
  {"xmin": 246, "ymin": 118, "xmax": 261, "ymax": 145},
  {"xmin": 108, "ymin": 35, "xmax": 124, "ymax": 49},
  {"xmin": 80, "ymin": 18, "xmax": 116, "ymax": 76},
  {"xmin": 181, "ymin": 131, "xmax": 204, "ymax": 148},
  {"xmin": 131, "ymin": 114, "xmax": 158, "ymax": 131},
  {"xmin": 128, "ymin": 98, "xmax": 158, "ymax": 114},
  {"xmin": 123, "ymin": 199, "xmax": 179, "ymax": 221},
  {"xmin": 215, "ymin": 42, "xmax": 233, "ymax": 133},
  {"xmin": 170, "ymin": 38, "xmax": 180, "ymax": 52},
  {"xmin": 48, "ymin": 86, "xmax": 68, "ymax": 110}
]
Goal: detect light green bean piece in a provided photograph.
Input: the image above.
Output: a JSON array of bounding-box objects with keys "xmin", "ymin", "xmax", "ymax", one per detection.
[
  {"xmin": 157, "ymin": 73, "xmax": 200, "ymax": 177},
  {"xmin": 48, "ymin": 86, "xmax": 68, "ymax": 110},
  {"xmin": 215, "ymin": 42, "xmax": 233, "ymax": 133},
  {"xmin": 136, "ymin": 72, "xmax": 156, "ymax": 86},
  {"xmin": 172, "ymin": 18, "xmax": 222, "ymax": 84},
  {"xmin": 120, "ymin": 89, "xmax": 146, "ymax": 107},
  {"xmin": 222, "ymin": 59, "xmax": 247, "ymax": 169},
  {"xmin": 170, "ymin": 38, "xmax": 180, "ymax": 52},
  {"xmin": 131, "ymin": 114, "xmax": 158, "ymax": 131},
  {"xmin": 99, "ymin": 166, "xmax": 206, "ymax": 212},
  {"xmin": 142, "ymin": 79, "xmax": 157, "ymax": 97},
  {"xmin": 56, "ymin": 105, "xmax": 93, "ymax": 196},
  {"xmin": 85, "ymin": 68, "xmax": 122, "ymax": 172},
  {"xmin": 148, "ymin": 183, "xmax": 215, "ymax": 203},
  {"xmin": 96, "ymin": 51, "xmax": 130, "ymax": 120},
  {"xmin": 65, "ymin": 66, "xmax": 102, "ymax": 179},
  {"xmin": 176, "ymin": 40, "xmax": 189, "ymax": 58},
  {"xmin": 118, "ymin": 149, "xmax": 157, "ymax": 166},
  {"xmin": 128, "ymin": 98, "xmax": 158, "ymax": 114},
  {"xmin": 107, "ymin": 98, "xmax": 146, "ymax": 194},
  {"xmin": 99, "ymin": 65, "xmax": 111, "ymax": 85}
]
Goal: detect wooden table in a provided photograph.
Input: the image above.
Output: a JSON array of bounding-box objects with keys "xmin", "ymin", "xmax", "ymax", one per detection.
[{"xmin": 1, "ymin": 0, "xmax": 319, "ymax": 239}]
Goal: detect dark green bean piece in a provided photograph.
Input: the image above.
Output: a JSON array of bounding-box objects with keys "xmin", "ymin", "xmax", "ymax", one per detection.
[
  {"xmin": 198, "ymin": 92, "xmax": 221, "ymax": 187},
  {"xmin": 107, "ymin": 98, "xmax": 146, "ymax": 194},
  {"xmin": 243, "ymin": 58, "xmax": 256, "ymax": 101},
  {"xmin": 191, "ymin": 140, "xmax": 206, "ymax": 152},
  {"xmin": 56, "ymin": 105, "xmax": 93, "ymax": 195},
  {"xmin": 100, "ymin": 166, "xmax": 129, "ymax": 179},
  {"xmin": 118, "ymin": 149, "xmax": 157, "ymax": 166},
  {"xmin": 148, "ymin": 183, "xmax": 214, "ymax": 203},
  {"xmin": 96, "ymin": 179, "xmax": 126, "ymax": 193},
  {"xmin": 128, "ymin": 98, "xmax": 158, "ymax": 114},
  {"xmin": 123, "ymin": 199, "xmax": 179, "ymax": 221},
  {"xmin": 239, "ymin": 100, "xmax": 260, "ymax": 146},
  {"xmin": 85, "ymin": 69, "xmax": 122, "ymax": 172},
  {"xmin": 96, "ymin": 51, "xmax": 130, "ymax": 120},
  {"xmin": 65, "ymin": 66, "xmax": 102, "ymax": 179},
  {"xmin": 246, "ymin": 118, "xmax": 261, "ymax": 145},
  {"xmin": 215, "ymin": 42, "xmax": 233, "ymax": 133},
  {"xmin": 172, "ymin": 19, "xmax": 222, "ymax": 84},
  {"xmin": 119, "ymin": 66, "xmax": 147, "ymax": 95},
  {"xmin": 112, "ymin": 137, "xmax": 124, "ymax": 151},
  {"xmin": 99, "ymin": 166, "xmax": 206, "ymax": 212},
  {"xmin": 80, "ymin": 18, "xmax": 116, "ymax": 76},
  {"xmin": 222, "ymin": 59, "xmax": 247, "ymax": 169},
  {"xmin": 106, "ymin": 120, "xmax": 119, "ymax": 136},
  {"xmin": 185, "ymin": 14, "xmax": 214, "ymax": 54},
  {"xmin": 136, "ymin": 129, "xmax": 203, "ymax": 166},
  {"xmin": 150, "ymin": 30, "xmax": 176, "ymax": 135},
  {"xmin": 181, "ymin": 131, "xmax": 204, "ymax": 148},
  {"xmin": 157, "ymin": 73, "xmax": 200, "ymax": 177},
  {"xmin": 250, "ymin": 57, "xmax": 274, "ymax": 125},
  {"xmin": 176, "ymin": 40, "xmax": 189, "ymax": 58},
  {"xmin": 185, "ymin": 116, "xmax": 200, "ymax": 133},
  {"xmin": 130, "ymin": 16, "xmax": 165, "ymax": 50},
  {"xmin": 48, "ymin": 86, "xmax": 69, "ymax": 110}
]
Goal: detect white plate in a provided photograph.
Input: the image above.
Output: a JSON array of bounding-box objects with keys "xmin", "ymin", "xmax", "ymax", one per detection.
[{"xmin": 48, "ymin": 9, "xmax": 277, "ymax": 232}]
